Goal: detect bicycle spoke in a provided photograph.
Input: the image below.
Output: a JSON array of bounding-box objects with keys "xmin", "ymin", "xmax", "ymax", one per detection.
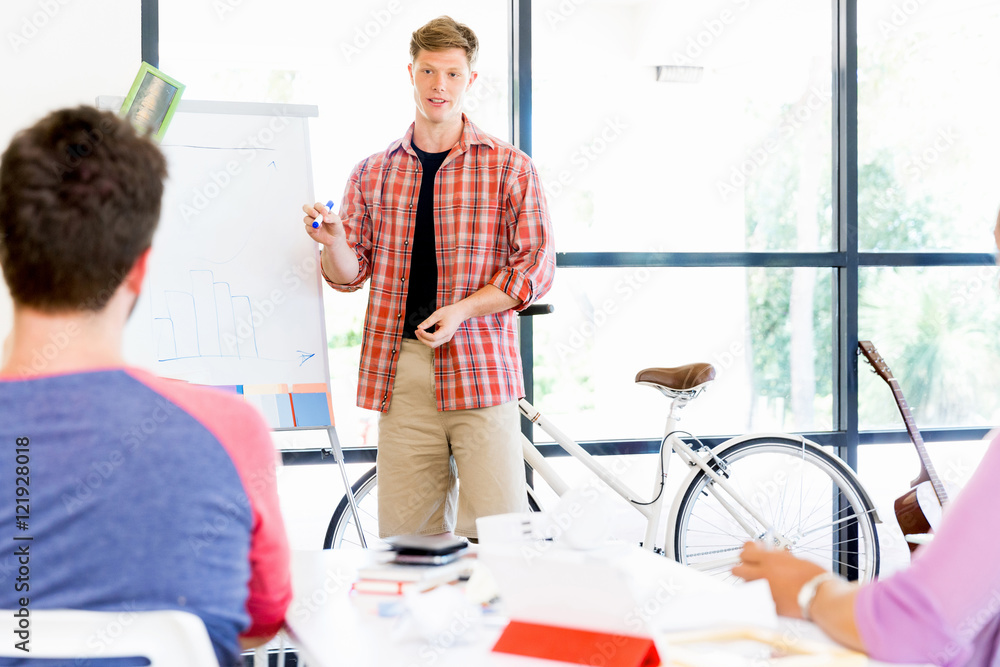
[
  {"xmin": 683, "ymin": 526, "xmax": 750, "ymax": 539},
  {"xmin": 797, "ymin": 507, "xmax": 873, "ymax": 537}
]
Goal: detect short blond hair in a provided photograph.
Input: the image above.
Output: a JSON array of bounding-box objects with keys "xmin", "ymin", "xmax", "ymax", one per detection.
[{"xmin": 410, "ymin": 16, "xmax": 478, "ymax": 70}]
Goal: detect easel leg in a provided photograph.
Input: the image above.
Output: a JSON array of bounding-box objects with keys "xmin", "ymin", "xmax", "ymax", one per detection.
[{"xmin": 325, "ymin": 426, "xmax": 368, "ymax": 548}]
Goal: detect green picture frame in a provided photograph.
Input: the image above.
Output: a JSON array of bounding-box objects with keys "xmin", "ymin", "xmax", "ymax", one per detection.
[{"xmin": 119, "ymin": 62, "xmax": 185, "ymax": 142}]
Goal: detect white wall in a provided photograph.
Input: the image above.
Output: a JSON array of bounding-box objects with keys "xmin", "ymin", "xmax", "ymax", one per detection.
[{"xmin": 0, "ymin": 0, "xmax": 141, "ymax": 347}]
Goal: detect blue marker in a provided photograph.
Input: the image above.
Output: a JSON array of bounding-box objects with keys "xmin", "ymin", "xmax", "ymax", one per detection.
[{"xmin": 313, "ymin": 200, "xmax": 335, "ymax": 228}]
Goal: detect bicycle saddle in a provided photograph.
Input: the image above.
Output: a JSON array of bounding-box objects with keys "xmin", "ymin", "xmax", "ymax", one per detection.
[{"xmin": 635, "ymin": 363, "xmax": 716, "ymax": 391}]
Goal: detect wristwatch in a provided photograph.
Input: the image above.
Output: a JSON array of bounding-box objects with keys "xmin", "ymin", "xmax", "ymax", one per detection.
[{"xmin": 797, "ymin": 572, "xmax": 844, "ymax": 621}]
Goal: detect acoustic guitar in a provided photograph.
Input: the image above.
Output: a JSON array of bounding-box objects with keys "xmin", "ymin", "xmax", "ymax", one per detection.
[{"xmin": 858, "ymin": 340, "xmax": 949, "ymax": 553}]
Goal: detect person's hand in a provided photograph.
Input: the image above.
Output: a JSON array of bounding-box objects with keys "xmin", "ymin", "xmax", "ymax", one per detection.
[
  {"xmin": 301, "ymin": 201, "xmax": 346, "ymax": 246},
  {"xmin": 415, "ymin": 303, "xmax": 470, "ymax": 349},
  {"xmin": 732, "ymin": 541, "xmax": 826, "ymax": 618}
]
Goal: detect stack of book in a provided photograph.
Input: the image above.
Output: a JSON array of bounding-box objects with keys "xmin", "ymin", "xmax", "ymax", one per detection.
[{"xmin": 351, "ymin": 557, "xmax": 474, "ymax": 596}]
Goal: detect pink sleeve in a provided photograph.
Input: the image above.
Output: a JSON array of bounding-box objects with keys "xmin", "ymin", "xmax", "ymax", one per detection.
[
  {"xmin": 855, "ymin": 437, "xmax": 1000, "ymax": 665},
  {"xmin": 128, "ymin": 370, "xmax": 293, "ymax": 638}
]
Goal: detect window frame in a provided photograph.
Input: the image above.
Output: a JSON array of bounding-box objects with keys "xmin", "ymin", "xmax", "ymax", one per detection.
[{"xmin": 141, "ymin": 0, "xmax": 997, "ymax": 467}]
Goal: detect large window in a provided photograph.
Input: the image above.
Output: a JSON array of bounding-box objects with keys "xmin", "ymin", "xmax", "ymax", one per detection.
[
  {"xmin": 527, "ymin": 0, "xmax": 1000, "ymax": 569},
  {"xmin": 530, "ymin": 0, "xmax": 837, "ymax": 442},
  {"xmin": 148, "ymin": 1, "xmax": 1000, "ymax": 554},
  {"xmin": 532, "ymin": 0, "xmax": 833, "ymax": 253}
]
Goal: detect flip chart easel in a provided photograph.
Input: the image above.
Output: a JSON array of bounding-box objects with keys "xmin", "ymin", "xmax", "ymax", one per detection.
[{"xmin": 97, "ymin": 96, "xmax": 365, "ymax": 545}]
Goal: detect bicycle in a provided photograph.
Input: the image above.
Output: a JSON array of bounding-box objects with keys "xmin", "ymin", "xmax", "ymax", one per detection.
[{"xmin": 323, "ymin": 308, "xmax": 882, "ymax": 582}]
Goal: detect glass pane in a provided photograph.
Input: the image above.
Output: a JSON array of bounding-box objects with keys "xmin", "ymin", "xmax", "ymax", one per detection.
[
  {"xmin": 160, "ymin": 0, "xmax": 510, "ymax": 229},
  {"xmin": 858, "ymin": 1, "xmax": 1000, "ymax": 251},
  {"xmin": 859, "ymin": 266, "xmax": 1000, "ymax": 429},
  {"xmin": 531, "ymin": 1, "xmax": 832, "ymax": 252},
  {"xmin": 532, "ymin": 267, "xmax": 833, "ymax": 442},
  {"xmin": 160, "ymin": 1, "xmax": 510, "ymax": 448},
  {"xmin": 857, "ymin": 439, "xmax": 990, "ymax": 576}
]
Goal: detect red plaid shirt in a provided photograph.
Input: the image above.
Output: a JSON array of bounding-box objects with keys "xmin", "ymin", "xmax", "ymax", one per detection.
[{"xmin": 324, "ymin": 116, "xmax": 555, "ymax": 412}]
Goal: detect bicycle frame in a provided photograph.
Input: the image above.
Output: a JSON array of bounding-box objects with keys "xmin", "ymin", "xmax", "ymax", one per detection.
[
  {"xmin": 519, "ymin": 393, "xmax": 797, "ymax": 555},
  {"xmin": 324, "ymin": 383, "xmax": 881, "ymax": 579}
]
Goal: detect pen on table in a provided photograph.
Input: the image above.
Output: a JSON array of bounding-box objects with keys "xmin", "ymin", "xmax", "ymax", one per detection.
[{"xmin": 313, "ymin": 200, "xmax": 335, "ymax": 228}]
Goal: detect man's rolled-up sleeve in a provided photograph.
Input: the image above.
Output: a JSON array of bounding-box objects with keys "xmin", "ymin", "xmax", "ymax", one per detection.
[{"xmin": 489, "ymin": 158, "xmax": 555, "ymax": 309}]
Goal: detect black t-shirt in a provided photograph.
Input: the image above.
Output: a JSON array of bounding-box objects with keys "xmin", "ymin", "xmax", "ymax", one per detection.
[{"xmin": 402, "ymin": 144, "xmax": 450, "ymax": 339}]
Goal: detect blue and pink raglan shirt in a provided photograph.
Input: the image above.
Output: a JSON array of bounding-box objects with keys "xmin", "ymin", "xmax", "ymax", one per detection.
[{"xmin": 0, "ymin": 367, "xmax": 292, "ymax": 666}]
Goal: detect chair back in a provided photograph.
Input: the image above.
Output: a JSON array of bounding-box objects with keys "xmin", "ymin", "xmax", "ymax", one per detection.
[{"xmin": 0, "ymin": 608, "xmax": 218, "ymax": 665}]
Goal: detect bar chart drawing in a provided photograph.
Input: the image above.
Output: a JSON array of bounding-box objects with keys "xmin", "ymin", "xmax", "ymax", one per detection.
[{"xmin": 153, "ymin": 269, "xmax": 260, "ymax": 362}]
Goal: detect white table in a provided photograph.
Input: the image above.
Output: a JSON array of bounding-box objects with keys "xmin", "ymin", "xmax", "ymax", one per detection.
[{"xmin": 284, "ymin": 550, "xmax": 930, "ymax": 667}]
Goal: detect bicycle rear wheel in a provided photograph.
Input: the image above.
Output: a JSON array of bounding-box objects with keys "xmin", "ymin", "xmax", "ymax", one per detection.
[
  {"xmin": 669, "ymin": 436, "xmax": 880, "ymax": 583},
  {"xmin": 323, "ymin": 465, "xmax": 383, "ymax": 550}
]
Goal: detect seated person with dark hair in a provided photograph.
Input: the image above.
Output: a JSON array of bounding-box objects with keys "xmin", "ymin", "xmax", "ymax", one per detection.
[{"xmin": 0, "ymin": 106, "xmax": 292, "ymax": 665}]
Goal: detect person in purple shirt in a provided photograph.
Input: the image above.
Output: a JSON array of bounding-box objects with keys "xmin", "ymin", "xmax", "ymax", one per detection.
[{"xmin": 733, "ymin": 210, "xmax": 1000, "ymax": 667}]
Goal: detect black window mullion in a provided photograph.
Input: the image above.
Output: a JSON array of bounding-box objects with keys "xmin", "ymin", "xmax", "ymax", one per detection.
[
  {"xmin": 834, "ymin": 0, "xmax": 859, "ymax": 470},
  {"xmin": 510, "ymin": 0, "xmax": 532, "ymax": 155},
  {"xmin": 859, "ymin": 252, "xmax": 996, "ymax": 267},
  {"xmin": 140, "ymin": 0, "xmax": 158, "ymax": 67},
  {"xmin": 556, "ymin": 251, "xmax": 845, "ymax": 268},
  {"xmin": 512, "ymin": 0, "xmax": 536, "ymax": 446},
  {"xmin": 832, "ymin": 0, "xmax": 861, "ymax": 581}
]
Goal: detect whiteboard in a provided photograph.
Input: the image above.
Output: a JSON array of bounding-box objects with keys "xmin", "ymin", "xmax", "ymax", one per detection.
[{"xmin": 104, "ymin": 99, "xmax": 333, "ymax": 428}]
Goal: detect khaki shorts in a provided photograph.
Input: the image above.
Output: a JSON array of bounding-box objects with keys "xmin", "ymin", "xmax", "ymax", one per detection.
[{"xmin": 377, "ymin": 339, "xmax": 527, "ymax": 538}]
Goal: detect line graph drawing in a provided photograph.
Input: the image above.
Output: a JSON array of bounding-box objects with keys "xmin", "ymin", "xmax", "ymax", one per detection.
[{"xmin": 153, "ymin": 269, "xmax": 260, "ymax": 362}]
